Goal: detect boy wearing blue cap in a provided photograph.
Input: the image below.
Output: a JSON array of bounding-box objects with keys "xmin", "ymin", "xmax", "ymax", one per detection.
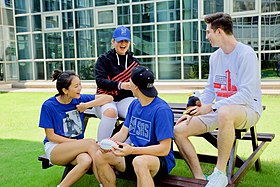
[{"xmin": 93, "ymin": 26, "xmax": 140, "ymax": 142}]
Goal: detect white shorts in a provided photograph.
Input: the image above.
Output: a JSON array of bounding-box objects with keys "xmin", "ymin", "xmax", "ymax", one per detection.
[
  {"xmin": 94, "ymin": 97, "xmax": 135, "ymax": 119},
  {"xmin": 197, "ymin": 105, "xmax": 260, "ymax": 132},
  {"xmin": 44, "ymin": 142, "xmax": 58, "ymax": 164}
]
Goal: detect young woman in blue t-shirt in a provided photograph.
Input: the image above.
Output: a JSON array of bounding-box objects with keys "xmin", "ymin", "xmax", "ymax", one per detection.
[{"xmin": 39, "ymin": 70, "xmax": 113, "ymax": 187}]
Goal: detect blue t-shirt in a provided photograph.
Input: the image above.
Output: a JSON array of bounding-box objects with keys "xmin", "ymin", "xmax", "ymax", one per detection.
[
  {"xmin": 39, "ymin": 94, "xmax": 95, "ymax": 144},
  {"xmin": 124, "ymin": 96, "xmax": 175, "ymax": 173}
]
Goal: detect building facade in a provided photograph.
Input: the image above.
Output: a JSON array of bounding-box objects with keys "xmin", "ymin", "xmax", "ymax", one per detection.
[{"xmin": 0, "ymin": 0, "xmax": 279, "ymax": 82}]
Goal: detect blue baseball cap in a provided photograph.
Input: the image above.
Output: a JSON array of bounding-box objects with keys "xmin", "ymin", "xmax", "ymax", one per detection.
[{"xmin": 112, "ymin": 26, "xmax": 131, "ymax": 42}]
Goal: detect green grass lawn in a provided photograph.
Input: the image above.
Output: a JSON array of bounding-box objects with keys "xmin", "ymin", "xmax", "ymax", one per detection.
[{"xmin": 0, "ymin": 92, "xmax": 279, "ymax": 187}]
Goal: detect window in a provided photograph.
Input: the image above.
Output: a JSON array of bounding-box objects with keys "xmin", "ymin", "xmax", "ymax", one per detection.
[
  {"xmin": 231, "ymin": 0, "xmax": 258, "ymax": 14},
  {"xmin": 43, "ymin": 14, "xmax": 62, "ymax": 30},
  {"xmin": 95, "ymin": 8, "xmax": 116, "ymax": 27}
]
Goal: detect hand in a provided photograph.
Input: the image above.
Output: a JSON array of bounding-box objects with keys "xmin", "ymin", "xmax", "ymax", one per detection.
[
  {"xmin": 76, "ymin": 102, "xmax": 88, "ymax": 112},
  {"xmin": 111, "ymin": 142, "xmax": 132, "ymax": 157},
  {"xmin": 187, "ymin": 104, "xmax": 212, "ymax": 116},
  {"xmin": 175, "ymin": 114, "xmax": 193, "ymax": 126},
  {"xmin": 121, "ymin": 82, "xmax": 131, "ymax": 90}
]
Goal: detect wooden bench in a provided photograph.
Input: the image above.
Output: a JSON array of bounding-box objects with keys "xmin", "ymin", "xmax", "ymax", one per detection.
[{"xmin": 38, "ymin": 103, "xmax": 275, "ymax": 187}]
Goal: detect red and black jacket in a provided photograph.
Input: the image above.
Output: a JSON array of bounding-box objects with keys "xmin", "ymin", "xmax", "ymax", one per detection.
[{"xmin": 95, "ymin": 49, "xmax": 140, "ymax": 101}]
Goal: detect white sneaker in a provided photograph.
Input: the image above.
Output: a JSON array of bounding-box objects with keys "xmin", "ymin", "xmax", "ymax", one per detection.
[{"xmin": 205, "ymin": 168, "xmax": 228, "ymax": 187}]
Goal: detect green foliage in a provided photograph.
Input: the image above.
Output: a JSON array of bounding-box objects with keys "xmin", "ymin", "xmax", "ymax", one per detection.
[{"xmin": 0, "ymin": 93, "xmax": 279, "ymax": 186}]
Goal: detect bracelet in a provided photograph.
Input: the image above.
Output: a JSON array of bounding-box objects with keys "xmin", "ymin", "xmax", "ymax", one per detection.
[{"xmin": 118, "ymin": 82, "xmax": 122, "ymax": 90}]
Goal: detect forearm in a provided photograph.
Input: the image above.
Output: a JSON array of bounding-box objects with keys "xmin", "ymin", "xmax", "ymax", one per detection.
[
  {"xmin": 86, "ymin": 95, "xmax": 113, "ymax": 108},
  {"xmin": 130, "ymin": 144, "xmax": 170, "ymax": 156},
  {"xmin": 111, "ymin": 125, "xmax": 129, "ymax": 142},
  {"xmin": 46, "ymin": 130, "xmax": 76, "ymax": 143},
  {"xmin": 131, "ymin": 139, "xmax": 171, "ymax": 156}
]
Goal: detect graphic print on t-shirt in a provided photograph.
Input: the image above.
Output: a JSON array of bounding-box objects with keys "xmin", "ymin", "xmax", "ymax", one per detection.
[
  {"xmin": 214, "ymin": 70, "xmax": 237, "ymax": 98},
  {"xmin": 129, "ymin": 116, "xmax": 151, "ymax": 142},
  {"xmin": 63, "ymin": 110, "xmax": 82, "ymax": 138}
]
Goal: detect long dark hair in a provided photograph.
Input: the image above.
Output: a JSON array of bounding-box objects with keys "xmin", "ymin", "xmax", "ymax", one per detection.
[{"xmin": 51, "ymin": 69, "xmax": 78, "ymax": 96}]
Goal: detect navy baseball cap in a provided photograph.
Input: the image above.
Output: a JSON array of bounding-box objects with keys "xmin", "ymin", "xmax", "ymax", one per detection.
[
  {"xmin": 131, "ymin": 66, "xmax": 158, "ymax": 98},
  {"xmin": 112, "ymin": 26, "xmax": 131, "ymax": 42}
]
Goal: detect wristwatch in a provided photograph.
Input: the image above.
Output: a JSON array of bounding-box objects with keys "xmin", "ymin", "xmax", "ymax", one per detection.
[{"xmin": 212, "ymin": 104, "xmax": 217, "ymax": 112}]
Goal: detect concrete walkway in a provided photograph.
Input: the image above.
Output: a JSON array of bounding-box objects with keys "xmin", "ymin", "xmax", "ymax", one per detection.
[{"xmin": 1, "ymin": 81, "xmax": 280, "ymax": 95}]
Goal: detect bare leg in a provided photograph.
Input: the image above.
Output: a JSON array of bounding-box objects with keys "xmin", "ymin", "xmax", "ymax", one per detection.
[
  {"xmin": 50, "ymin": 139, "xmax": 100, "ymax": 186},
  {"xmin": 60, "ymin": 153, "xmax": 92, "ymax": 187},
  {"xmin": 174, "ymin": 117, "xmax": 207, "ymax": 179},
  {"xmin": 215, "ymin": 105, "xmax": 246, "ymax": 173},
  {"xmin": 133, "ymin": 155, "xmax": 160, "ymax": 187},
  {"xmin": 94, "ymin": 150, "xmax": 125, "ymax": 187}
]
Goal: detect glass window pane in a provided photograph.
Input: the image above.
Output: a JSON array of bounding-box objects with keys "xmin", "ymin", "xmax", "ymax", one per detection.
[
  {"xmin": 78, "ymin": 60, "xmax": 95, "ymax": 80},
  {"xmin": 132, "ymin": 0, "xmax": 150, "ymax": 2},
  {"xmin": 261, "ymin": 53, "xmax": 280, "ymax": 79},
  {"xmin": 19, "ymin": 62, "xmax": 33, "ymax": 80},
  {"xmin": 204, "ymin": 0, "xmax": 223, "ymax": 15},
  {"xmin": 45, "ymin": 32, "xmax": 62, "ymax": 59},
  {"xmin": 98, "ymin": 10, "xmax": 114, "ymax": 24},
  {"xmin": 75, "ymin": 10, "xmax": 94, "ymax": 28},
  {"xmin": 184, "ymin": 56, "xmax": 199, "ymax": 79},
  {"xmin": 6, "ymin": 63, "xmax": 19, "ymax": 81},
  {"xmin": 95, "ymin": 0, "xmax": 115, "ymax": 6},
  {"xmin": 183, "ymin": 0, "xmax": 198, "ymax": 20},
  {"xmin": 4, "ymin": 0, "xmax": 13, "ymax": 8},
  {"xmin": 261, "ymin": 15, "xmax": 280, "ymax": 51},
  {"xmin": 118, "ymin": 6, "xmax": 130, "ymax": 25},
  {"xmin": 158, "ymin": 57, "xmax": 181, "ymax": 80},
  {"xmin": 1, "ymin": 27, "xmax": 9, "ymax": 41},
  {"xmin": 65, "ymin": 60, "xmax": 75, "ymax": 71},
  {"xmin": 262, "ymin": 1, "xmax": 280, "ymax": 12},
  {"xmin": 201, "ymin": 55, "xmax": 210, "ymax": 79},
  {"xmin": 14, "ymin": 0, "xmax": 29, "ymax": 14},
  {"xmin": 183, "ymin": 22, "xmax": 198, "ymax": 54},
  {"xmin": 62, "ymin": 0, "xmax": 73, "ymax": 10},
  {"xmin": 133, "ymin": 3, "xmax": 154, "ymax": 24},
  {"xmin": 16, "ymin": 16, "xmax": 30, "ymax": 33},
  {"xmin": 201, "ymin": 21, "xmax": 216, "ymax": 53},
  {"xmin": 76, "ymin": 30, "xmax": 95, "ymax": 58},
  {"xmin": 63, "ymin": 12, "xmax": 74, "ymax": 29},
  {"xmin": 74, "ymin": 0, "xmax": 93, "ymax": 8},
  {"xmin": 157, "ymin": 0, "xmax": 180, "ymax": 22},
  {"xmin": 35, "ymin": 61, "xmax": 45, "ymax": 80},
  {"xmin": 0, "ymin": 41, "xmax": 3, "ymax": 61},
  {"xmin": 33, "ymin": 34, "xmax": 44, "ymax": 59},
  {"xmin": 43, "ymin": 0, "xmax": 60, "ymax": 12},
  {"xmin": 32, "ymin": 15, "xmax": 42, "ymax": 31},
  {"xmin": 133, "ymin": 25, "xmax": 155, "ymax": 56},
  {"xmin": 17, "ymin": 35, "xmax": 32, "ymax": 60},
  {"xmin": 0, "ymin": 63, "xmax": 4, "ymax": 81},
  {"xmin": 136, "ymin": 58, "xmax": 156, "ymax": 76},
  {"xmin": 3, "ymin": 9, "xmax": 14, "ymax": 26},
  {"xmin": 46, "ymin": 15, "xmax": 60, "ymax": 29},
  {"xmin": 233, "ymin": 0, "xmax": 255, "ymax": 12},
  {"xmin": 233, "ymin": 16, "xmax": 258, "ymax": 51},
  {"xmin": 46, "ymin": 61, "xmax": 63, "ymax": 79},
  {"xmin": 64, "ymin": 31, "xmax": 75, "ymax": 58},
  {"xmin": 96, "ymin": 28, "xmax": 114, "ymax": 56},
  {"xmin": 117, "ymin": 0, "xmax": 129, "ymax": 3},
  {"xmin": 4, "ymin": 41, "xmax": 16, "ymax": 61},
  {"xmin": 157, "ymin": 23, "xmax": 181, "ymax": 55},
  {"xmin": 31, "ymin": 0, "xmax": 41, "ymax": 13},
  {"xmin": 0, "ymin": 10, "xmax": 2, "ymax": 25}
]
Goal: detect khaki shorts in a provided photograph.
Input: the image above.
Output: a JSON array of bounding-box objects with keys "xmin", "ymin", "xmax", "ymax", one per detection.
[{"xmin": 197, "ymin": 105, "xmax": 260, "ymax": 132}]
